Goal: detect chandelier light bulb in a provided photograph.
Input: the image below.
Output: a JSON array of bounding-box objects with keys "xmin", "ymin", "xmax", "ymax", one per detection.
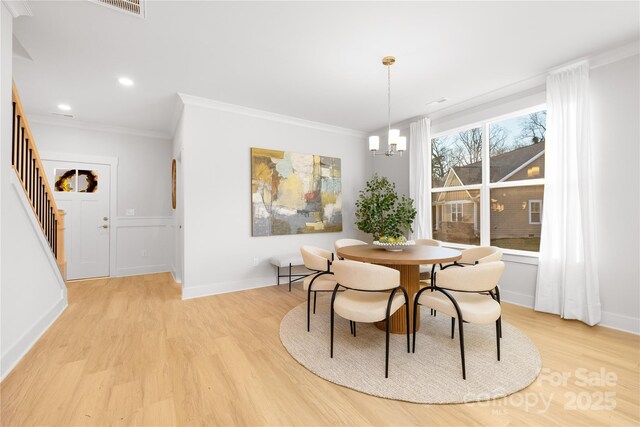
[
  {"xmin": 369, "ymin": 136, "xmax": 380, "ymax": 151},
  {"xmin": 388, "ymin": 129, "xmax": 400, "ymax": 145},
  {"xmin": 397, "ymin": 136, "xmax": 407, "ymax": 152}
]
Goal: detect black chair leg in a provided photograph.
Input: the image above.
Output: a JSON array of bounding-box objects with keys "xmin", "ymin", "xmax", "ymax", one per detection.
[
  {"xmin": 353, "ymin": 322, "xmax": 356, "ymax": 337},
  {"xmin": 451, "ymin": 317, "xmax": 455, "ymax": 339},
  {"xmin": 405, "ymin": 303, "xmax": 410, "ymax": 353},
  {"xmin": 458, "ymin": 319, "xmax": 466, "ymax": 380},
  {"xmin": 288, "ymin": 263, "xmax": 292, "ymax": 291},
  {"xmin": 307, "ymin": 286, "xmax": 312, "ymax": 332},
  {"xmin": 412, "ymin": 298, "xmax": 419, "ymax": 353},
  {"xmin": 277, "ymin": 266, "xmax": 280, "ymax": 286},
  {"xmin": 313, "ymin": 292, "xmax": 317, "ymax": 314},
  {"xmin": 349, "ymin": 320, "xmax": 353, "ymax": 335},
  {"xmin": 330, "ymin": 303, "xmax": 335, "ymax": 358},
  {"xmin": 495, "ymin": 287, "xmax": 502, "ymax": 338},
  {"xmin": 329, "ymin": 284, "xmax": 340, "ymax": 359},
  {"xmin": 496, "ymin": 317, "xmax": 501, "ymax": 361},
  {"xmin": 385, "ymin": 318, "xmax": 390, "ymax": 378}
]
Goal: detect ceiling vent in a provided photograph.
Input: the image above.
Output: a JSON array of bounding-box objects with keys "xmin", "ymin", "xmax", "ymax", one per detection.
[
  {"xmin": 49, "ymin": 112, "xmax": 74, "ymax": 118},
  {"xmin": 90, "ymin": 0, "xmax": 146, "ymax": 19}
]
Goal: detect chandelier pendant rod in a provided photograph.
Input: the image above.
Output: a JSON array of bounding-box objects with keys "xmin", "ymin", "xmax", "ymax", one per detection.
[
  {"xmin": 387, "ymin": 62, "xmax": 391, "ymax": 141},
  {"xmin": 369, "ymin": 55, "xmax": 405, "ymax": 157}
]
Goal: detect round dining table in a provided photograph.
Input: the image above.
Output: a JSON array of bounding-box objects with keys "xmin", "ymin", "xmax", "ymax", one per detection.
[{"xmin": 335, "ymin": 244, "xmax": 462, "ymax": 334}]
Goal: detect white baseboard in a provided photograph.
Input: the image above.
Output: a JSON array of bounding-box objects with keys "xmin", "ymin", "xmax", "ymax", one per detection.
[
  {"xmin": 600, "ymin": 311, "xmax": 640, "ymax": 335},
  {"xmin": 1, "ymin": 297, "xmax": 67, "ymax": 381},
  {"xmin": 501, "ymin": 289, "xmax": 639, "ymax": 335},
  {"xmin": 500, "ymin": 289, "xmax": 535, "ymax": 308},
  {"xmin": 114, "ymin": 264, "xmax": 170, "ymax": 277},
  {"xmin": 182, "ymin": 276, "xmax": 274, "ymax": 300}
]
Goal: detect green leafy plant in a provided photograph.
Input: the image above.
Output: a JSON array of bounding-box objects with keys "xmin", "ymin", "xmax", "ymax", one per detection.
[{"xmin": 355, "ymin": 174, "xmax": 417, "ymax": 241}]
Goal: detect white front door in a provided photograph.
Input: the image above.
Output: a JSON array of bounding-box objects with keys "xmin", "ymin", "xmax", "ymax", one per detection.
[{"xmin": 44, "ymin": 160, "xmax": 110, "ymax": 280}]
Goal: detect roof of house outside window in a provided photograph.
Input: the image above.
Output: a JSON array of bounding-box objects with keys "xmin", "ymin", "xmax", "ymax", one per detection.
[{"xmin": 452, "ymin": 141, "xmax": 545, "ymax": 185}]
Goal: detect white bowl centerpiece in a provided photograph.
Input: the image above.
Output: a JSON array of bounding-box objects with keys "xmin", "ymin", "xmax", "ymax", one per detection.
[{"xmin": 373, "ymin": 236, "xmax": 416, "ymax": 252}]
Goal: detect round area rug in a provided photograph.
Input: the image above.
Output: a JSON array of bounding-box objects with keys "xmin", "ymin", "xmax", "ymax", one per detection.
[{"xmin": 280, "ymin": 296, "xmax": 541, "ymax": 404}]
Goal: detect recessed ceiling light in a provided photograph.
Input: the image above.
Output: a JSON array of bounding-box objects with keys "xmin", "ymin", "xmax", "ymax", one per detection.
[
  {"xmin": 57, "ymin": 104, "xmax": 71, "ymax": 111},
  {"xmin": 118, "ymin": 77, "xmax": 134, "ymax": 87}
]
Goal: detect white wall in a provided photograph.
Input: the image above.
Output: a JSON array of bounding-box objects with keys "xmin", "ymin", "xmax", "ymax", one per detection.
[
  {"xmin": 178, "ymin": 96, "xmax": 368, "ymax": 299},
  {"xmin": 29, "ymin": 121, "xmax": 174, "ymax": 277},
  {"xmin": 590, "ymin": 54, "xmax": 640, "ymax": 332},
  {"xmin": 1, "ymin": 4, "xmax": 67, "ymax": 380},
  {"xmin": 371, "ymin": 53, "xmax": 640, "ymax": 333}
]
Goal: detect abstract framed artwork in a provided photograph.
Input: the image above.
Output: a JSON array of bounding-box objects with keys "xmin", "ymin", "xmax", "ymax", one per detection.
[{"xmin": 251, "ymin": 147, "xmax": 342, "ymax": 236}]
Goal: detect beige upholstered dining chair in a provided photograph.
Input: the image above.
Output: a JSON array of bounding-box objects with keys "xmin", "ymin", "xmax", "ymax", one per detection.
[
  {"xmin": 456, "ymin": 246, "xmax": 503, "ymax": 265},
  {"xmin": 414, "ymin": 238, "xmax": 441, "ymax": 247},
  {"xmin": 413, "ymin": 261, "xmax": 506, "ymax": 379},
  {"xmin": 330, "ymin": 260, "xmax": 409, "ymax": 378},
  {"xmin": 334, "ymin": 238, "xmax": 368, "ymax": 256},
  {"xmin": 300, "ymin": 246, "xmax": 337, "ymax": 332},
  {"xmin": 440, "ymin": 245, "xmax": 504, "ymax": 307},
  {"xmin": 415, "ymin": 239, "xmax": 442, "ymax": 283}
]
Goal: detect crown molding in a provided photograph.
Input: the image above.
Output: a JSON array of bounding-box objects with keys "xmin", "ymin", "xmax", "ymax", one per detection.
[
  {"xmin": 420, "ymin": 39, "xmax": 639, "ymax": 125},
  {"xmin": 178, "ymin": 93, "xmax": 367, "ymax": 138},
  {"xmin": 2, "ymin": 0, "xmax": 32, "ymax": 17},
  {"xmin": 27, "ymin": 113, "xmax": 171, "ymax": 140},
  {"xmin": 589, "ymin": 39, "xmax": 639, "ymax": 70},
  {"xmin": 426, "ymin": 77, "xmax": 546, "ymax": 123}
]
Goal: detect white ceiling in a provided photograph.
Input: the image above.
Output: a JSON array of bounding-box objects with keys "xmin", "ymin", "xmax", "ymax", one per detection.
[{"xmin": 12, "ymin": 1, "xmax": 640, "ymax": 135}]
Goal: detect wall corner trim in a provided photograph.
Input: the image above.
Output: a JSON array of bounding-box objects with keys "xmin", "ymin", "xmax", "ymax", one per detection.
[
  {"xmin": 3, "ymin": 0, "xmax": 33, "ymax": 18},
  {"xmin": 177, "ymin": 92, "xmax": 367, "ymax": 138}
]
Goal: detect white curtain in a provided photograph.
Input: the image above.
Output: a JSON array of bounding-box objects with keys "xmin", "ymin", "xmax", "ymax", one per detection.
[
  {"xmin": 409, "ymin": 117, "xmax": 432, "ymax": 239},
  {"xmin": 535, "ymin": 61, "xmax": 601, "ymax": 326}
]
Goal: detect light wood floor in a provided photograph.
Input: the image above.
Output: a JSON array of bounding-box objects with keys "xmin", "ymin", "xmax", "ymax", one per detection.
[{"xmin": 1, "ymin": 273, "xmax": 639, "ymax": 426}]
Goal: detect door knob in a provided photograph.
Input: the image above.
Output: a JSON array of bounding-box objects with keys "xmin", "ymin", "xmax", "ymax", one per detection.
[
  {"xmin": 98, "ymin": 225, "xmax": 109, "ymax": 229},
  {"xmin": 103, "ymin": 217, "xmax": 109, "ymax": 221}
]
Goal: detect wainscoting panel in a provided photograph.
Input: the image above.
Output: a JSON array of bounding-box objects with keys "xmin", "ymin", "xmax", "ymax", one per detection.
[{"xmin": 114, "ymin": 216, "xmax": 172, "ymax": 277}]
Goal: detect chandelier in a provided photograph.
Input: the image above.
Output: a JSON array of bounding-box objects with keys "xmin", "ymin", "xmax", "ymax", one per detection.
[{"xmin": 369, "ymin": 56, "xmax": 406, "ymax": 156}]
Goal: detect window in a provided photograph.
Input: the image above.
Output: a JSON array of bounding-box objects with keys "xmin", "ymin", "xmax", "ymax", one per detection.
[
  {"xmin": 54, "ymin": 168, "xmax": 98, "ymax": 193},
  {"xmin": 430, "ymin": 108, "xmax": 546, "ymax": 252},
  {"xmin": 450, "ymin": 202, "xmax": 463, "ymax": 221},
  {"xmin": 529, "ymin": 200, "xmax": 542, "ymax": 224}
]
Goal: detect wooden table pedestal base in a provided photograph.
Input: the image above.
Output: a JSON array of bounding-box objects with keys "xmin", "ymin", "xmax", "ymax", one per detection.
[{"xmin": 374, "ymin": 264, "xmax": 421, "ymax": 334}]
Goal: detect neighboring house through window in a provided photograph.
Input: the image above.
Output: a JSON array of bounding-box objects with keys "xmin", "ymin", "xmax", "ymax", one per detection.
[{"xmin": 430, "ymin": 108, "xmax": 546, "ymax": 253}]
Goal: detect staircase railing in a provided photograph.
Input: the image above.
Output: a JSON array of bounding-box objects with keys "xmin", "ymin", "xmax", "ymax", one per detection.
[{"xmin": 11, "ymin": 82, "xmax": 66, "ymax": 278}]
